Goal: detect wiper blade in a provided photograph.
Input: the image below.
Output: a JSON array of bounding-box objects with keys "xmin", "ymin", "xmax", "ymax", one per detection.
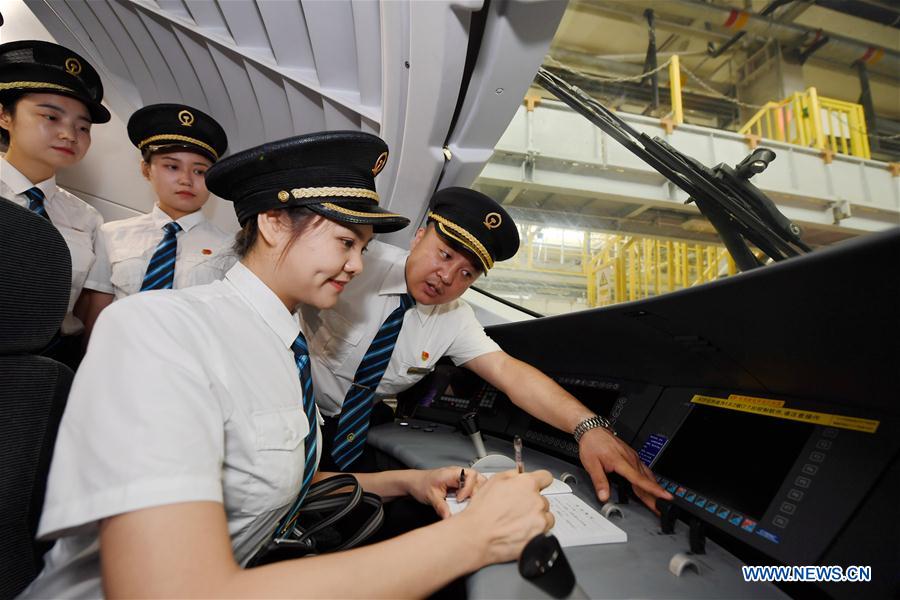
[{"xmin": 536, "ymin": 67, "xmax": 810, "ymax": 271}]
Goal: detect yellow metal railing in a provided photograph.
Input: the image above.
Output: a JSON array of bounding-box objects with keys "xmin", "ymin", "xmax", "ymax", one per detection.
[
  {"xmin": 585, "ymin": 236, "xmax": 735, "ymax": 307},
  {"xmin": 497, "ymin": 230, "xmax": 736, "ymax": 309},
  {"xmin": 739, "ymin": 87, "xmax": 870, "ymax": 159}
]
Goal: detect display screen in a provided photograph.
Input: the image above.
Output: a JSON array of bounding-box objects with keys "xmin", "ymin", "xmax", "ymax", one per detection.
[{"xmin": 654, "ymin": 403, "xmax": 814, "ymax": 520}]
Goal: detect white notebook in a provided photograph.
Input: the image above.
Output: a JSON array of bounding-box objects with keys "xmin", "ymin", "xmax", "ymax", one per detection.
[{"xmin": 446, "ymin": 475, "xmax": 627, "ymax": 548}]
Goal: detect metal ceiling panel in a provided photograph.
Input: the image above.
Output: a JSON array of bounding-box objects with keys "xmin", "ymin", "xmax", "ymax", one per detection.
[{"xmin": 20, "ymin": 0, "xmax": 564, "ymax": 240}]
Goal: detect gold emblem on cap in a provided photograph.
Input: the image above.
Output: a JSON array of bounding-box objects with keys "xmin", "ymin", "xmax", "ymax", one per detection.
[
  {"xmin": 484, "ymin": 212, "xmax": 502, "ymax": 230},
  {"xmin": 372, "ymin": 151, "xmax": 388, "ymax": 176},
  {"xmin": 64, "ymin": 58, "xmax": 82, "ymax": 76},
  {"xmin": 278, "ymin": 190, "xmax": 290, "ymax": 202},
  {"xmin": 178, "ymin": 110, "xmax": 195, "ymax": 127}
]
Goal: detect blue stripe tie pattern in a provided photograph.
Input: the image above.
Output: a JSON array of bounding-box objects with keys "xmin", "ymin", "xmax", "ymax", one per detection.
[
  {"xmin": 25, "ymin": 187, "xmax": 50, "ymax": 221},
  {"xmin": 332, "ymin": 294, "xmax": 415, "ymax": 470},
  {"xmin": 140, "ymin": 222, "xmax": 182, "ymax": 291},
  {"xmin": 275, "ymin": 331, "xmax": 319, "ymax": 538}
]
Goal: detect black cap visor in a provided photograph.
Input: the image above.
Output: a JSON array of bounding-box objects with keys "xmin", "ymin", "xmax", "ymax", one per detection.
[
  {"xmin": 142, "ymin": 142, "xmax": 218, "ymax": 164},
  {"xmin": 0, "ymin": 83, "xmax": 110, "ymax": 124},
  {"xmin": 0, "ymin": 84, "xmax": 109, "ymax": 124}
]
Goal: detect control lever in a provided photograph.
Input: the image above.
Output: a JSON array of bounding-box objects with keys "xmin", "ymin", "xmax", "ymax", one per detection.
[
  {"xmin": 458, "ymin": 412, "xmax": 516, "ymax": 472},
  {"xmin": 689, "ymin": 517, "xmax": 706, "ymax": 555},
  {"xmin": 458, "ymin": 412, "xmax": 487, "ymax": 459},
  {"xmin": 519, "ymin": 533, "xmax": 587, "ymax": 599},
  {"xmin": 607, "ymin": 473, "xmax": 630, "ymax": 505},
  {"xmin": 656, "ymin": 498, "xmax": 678, "ymax": 534}
]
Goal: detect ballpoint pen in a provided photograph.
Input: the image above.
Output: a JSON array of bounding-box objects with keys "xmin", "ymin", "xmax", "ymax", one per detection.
[{"xmin": 514, "ymin": 435, "xmax": 524, "ymax": 473}]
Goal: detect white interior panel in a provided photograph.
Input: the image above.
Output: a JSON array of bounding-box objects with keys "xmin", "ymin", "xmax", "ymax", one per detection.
[
  {"xmin": 208, "ymin": 44, "xmax": 265, "ymax": 148},
  {"xmin": 284, "ymin": 80, "xmax": 327, "ymax": 135},
  {"xmin": 217, "ymin": 0, "xmax": 272, "ymax": 56},
  {"xmin": 136, "ymin": 10, "xmax": 208, "ymax": 109},
  {"xmin": 183, "ymin": 0, "xmax": 228, "ymax": 37},
  {"xmin": 302, "ymin": 0, "xmax": 361, "ymax": 96},
  {"xmin": 154, "ymin": 0, "xmax": 192, "ymax": 23},
  {"xmin": 257, "ymin": 0, "xmax": 316, "ymax": 71},
  {"xmin": 245, "ymin": 61, "xmax": 294, "ymax": 144}
]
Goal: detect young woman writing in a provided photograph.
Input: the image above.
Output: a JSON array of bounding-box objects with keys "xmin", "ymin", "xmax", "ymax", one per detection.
[{"xmin": 22, "ymin": 131, "xmax": 553, "ymax": 599}]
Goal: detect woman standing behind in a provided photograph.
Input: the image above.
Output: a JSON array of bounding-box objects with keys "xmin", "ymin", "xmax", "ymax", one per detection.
[
  {"xmin": 0, "ymin": 40, "xmax": 110, "ymax": 368},
  {"xmin": 22, "ymin": 131, "xmax": 553, "ymax": 599},
  {"xmin": 80, "ymin": 103, "xmax": 234, "ymax": 341}
]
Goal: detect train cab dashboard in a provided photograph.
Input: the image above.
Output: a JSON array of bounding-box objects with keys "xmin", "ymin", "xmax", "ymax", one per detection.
[{"xmin": 371, "ymin": 229, "xmax": 900, "ymax": 599}]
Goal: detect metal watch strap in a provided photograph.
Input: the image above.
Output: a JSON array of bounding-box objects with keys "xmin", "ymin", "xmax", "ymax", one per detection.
[{"xmin": 573, "ymin": 415, "xmax": 615, "ymax": 442}]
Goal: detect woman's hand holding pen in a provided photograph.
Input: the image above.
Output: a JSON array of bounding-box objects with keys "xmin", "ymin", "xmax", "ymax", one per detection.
[
  {"xmin": 458, "ymin": 470, "xmax": 555, "ymax": 566},
  {"xmin": 408, "ymin": 466, "xmax": 487, "ymax": 519}
]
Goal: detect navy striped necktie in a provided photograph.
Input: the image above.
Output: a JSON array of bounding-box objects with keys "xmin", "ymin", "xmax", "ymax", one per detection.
[
  {"xmin": 274, "ymin": 332, "xmax": 319, "ymax": 539},
  {"xmin": 332, "ymin": 293, "xmax": 415, "ymax": 470},
  {"xmin": 140, "ymin": 221, "xmax": 182, "ymax": 291},
  {"xmin": 24, "ymin": 187, "xmax": 50, "ymax": 221}
]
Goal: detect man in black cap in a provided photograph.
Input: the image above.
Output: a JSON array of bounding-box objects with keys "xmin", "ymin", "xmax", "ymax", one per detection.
[
  {"xmin": 301, "ymin": 186, "xmax": 671, "ymax": 511},
  {"xmin": 0, "ymin": 40, "xmax": 110, "ymax": 368}
]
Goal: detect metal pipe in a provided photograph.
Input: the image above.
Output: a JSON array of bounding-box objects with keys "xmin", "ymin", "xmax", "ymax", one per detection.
[
  {"xmin": 855, "ymin": 61, "xmax": 879, "ymax": 152},
  {"xmin": 643, "ymin": 9, "xmax": 660, "ymax": 112},
  {"xmin": 709, "ymin": 0, "xmax": 793, "ymax": 58},
  {"xmin": 664, "ymin": 0, "xmax": 900, "ymax": 76}
]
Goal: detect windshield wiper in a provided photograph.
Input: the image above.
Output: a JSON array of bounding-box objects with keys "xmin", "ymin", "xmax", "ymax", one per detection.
[{"xmin": 536, "ymin": 67, "xmax": 811, "ymax": 272}]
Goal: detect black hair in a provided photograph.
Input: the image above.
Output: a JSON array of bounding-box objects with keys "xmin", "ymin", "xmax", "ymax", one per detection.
[
  {"xmin": 233, "ymin": 206, "xmax": 318, "ymax": 259},
  {"xmin": 427, "ymin": 219, "xmax": 485, "ymax": 274},
  {"xmin": 0, "ymin": 91, "xmax": 24, "ymax": 148}
]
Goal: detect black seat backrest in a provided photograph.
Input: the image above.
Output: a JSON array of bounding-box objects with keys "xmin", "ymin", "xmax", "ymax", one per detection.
[{"xmin": 0, "ymin": 198, "xmax": 74, "ymax": 599}]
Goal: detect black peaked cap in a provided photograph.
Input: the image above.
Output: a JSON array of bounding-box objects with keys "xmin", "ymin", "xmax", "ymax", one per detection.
[
  {"xmin": 428, "ymin": 187, "xmax": 520, "ymax": 272},
  {"xmin": 205, "ymin": 131, "xmax": 409, "ymax": 233},
  {"xmin": 128, "ymin": 103, "xmax": 227, "ymax": 162},
  {"xmin": 0, "ymin": 40, "xmax": 110, "ymax": 123}
]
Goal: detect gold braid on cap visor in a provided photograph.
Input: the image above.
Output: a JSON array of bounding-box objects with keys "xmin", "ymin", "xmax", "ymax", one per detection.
[
  {"xmin": 319, "ymin": 202, "xmax": 400, "ymax": 218},
  {"xmin": 428, "ymin": 211, "xmax": 493, "ymax": 271},
  {"xmin": 138, "ymin": 134, "xmax": 218, "ymax": 160},
  {"xmin": 289, "ymin": 187, "xmax": 379, "ymax": 202},
  {"xmin": 0, "ymin": 81, "xmax": 78, "ymax": 94}
]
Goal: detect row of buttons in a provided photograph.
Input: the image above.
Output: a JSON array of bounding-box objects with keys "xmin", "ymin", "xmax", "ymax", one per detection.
[
  {"xmin": 657, "ymin": 476, "xmax": 759, "ymax": 535},
  {"xmin": 556, "ymin": 376, "xmax": 619, "ymax": 391},
  {"xmin": 524, "ymin": 430, "xmax": 579, "ymax": 455},
  {"xmin": 773, "ymin": 427, "xmax": 837, "ymax": 528},
  {"xmin": 398, "ymin": 422, "xmax": 440, "ymax": 433},
  {"xmin": 435, "ymin": 396, "xmax": 471, "ymax": 409},
  {"xmin": 478, "ymin": 388, "xmax": 497, "ymax": 409}
]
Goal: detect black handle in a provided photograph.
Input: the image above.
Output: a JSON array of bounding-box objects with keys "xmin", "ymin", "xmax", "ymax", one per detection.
[
  {"xmin": 459, "ymin": 411, "xmax": 480, "ymax": 435},
  {"xmin": 518, "ymin": 533, "xmax": 579, "ymax": 599}
]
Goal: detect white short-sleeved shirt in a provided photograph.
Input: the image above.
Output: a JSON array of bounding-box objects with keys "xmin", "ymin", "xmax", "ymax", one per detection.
[
  {"xmin": 85, "ymin": 204, "xmax": 236, "ymax": 299},
  {"xmin": 22, "ymin": 262, "xmax": 322, "ymax": 599},
  {"xmin": 1, "ymin": 158, "xmax": 103, "ymax": 335},
  {"xmin": 300, "ymin": 240, "xmax": 500, "ymax": 416}
]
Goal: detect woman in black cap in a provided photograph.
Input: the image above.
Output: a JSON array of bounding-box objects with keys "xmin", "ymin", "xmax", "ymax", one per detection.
[
  {"xmin": 80, "ymin": 103, "xmax": 235, "ymax": 342},
  {"xmin": 23, "ymin": 131, "xmax": 553, "ymax": 599},
  {"xmin": 0, "ymin": 40, "xmax": 110, "ymax": 368}
]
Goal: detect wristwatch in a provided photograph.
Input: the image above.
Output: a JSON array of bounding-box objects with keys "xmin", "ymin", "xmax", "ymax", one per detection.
[{"xmin": 573, "ymin": 415, "xmax": 616, "ymax": 442}]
